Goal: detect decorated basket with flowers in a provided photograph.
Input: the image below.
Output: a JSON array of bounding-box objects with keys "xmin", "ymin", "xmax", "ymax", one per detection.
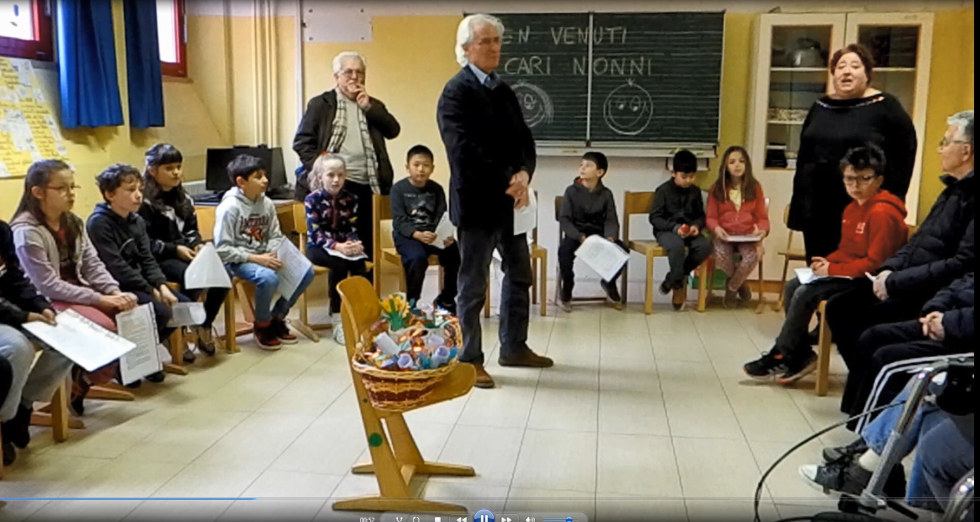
[{"xmin": 351, "ymin": 293, "xmax": 464, "ymax": 412}]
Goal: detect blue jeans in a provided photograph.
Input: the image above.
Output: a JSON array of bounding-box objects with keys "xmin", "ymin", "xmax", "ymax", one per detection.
[{"xmin": 231, "ymin": 263, "xmax": 315, "ymax": 324}]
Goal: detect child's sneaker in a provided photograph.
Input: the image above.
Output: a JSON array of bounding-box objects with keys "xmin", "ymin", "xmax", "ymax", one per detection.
[
  {"xmin": 558, "ymin": 300, "xmax": 572, "ymax": 313},
  {"xmin": 333, "ymin": 324, "xmax": 346, "ymax": 346},
  {"xmin": 69, "ymin": 366, "xmax": 90, "ymax": 416},
  {"xmin": 271, "ymin": 318, "xmax": 298, "ymax": 344},
  {"xmin": 659, "ymin": 281, "xmax": 672, "ymax": 296},
  {"xmin": 254, "ymin": 323, "xmax": 282, "ymax": 351},
  {"xmin": 737, "ymin": 284, "xmax": 753, "ymax": 304},
  {"xmin": 601, "ymin": 281, "xmax": 623, "ymax": 310},
  {"xmin": 196, "ymin": 326, "xmax": 217, "ymax": 356},
  {"xmin": 743, "ymin": 350, "xmax": 788, "ymax": 380},
  {"xmin": 723, "ymin": 289, "xmax": 739, "ymax": 309},
  {"xmin": 672, "ymin": 286, "xmax": 687, "ymax": 311},
  {"xmin": 777, "ymin": 352, "xmax": 819, "ymax": 385}
]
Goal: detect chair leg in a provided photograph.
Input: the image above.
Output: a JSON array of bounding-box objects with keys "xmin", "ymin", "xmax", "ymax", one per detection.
[
  {"xmin": 299, "ymin": 287, "xmax": 309, "ymax": 327},
  {"xmin": 531, "ymin": 257, "xmax": 539, "ymax": 306},
  {"xmin": 776, "ymin": 258, "xmax": 791, "ymax": 312},
  {"xmin": 163, "ymin": 329, "xmax": 189, "ymax": 376},
  {"xmin": 222, "ymin": 288, "xmax": 239, "ymax": 353},
  {"xmin": 815, "ymin": 302, "xmax": 833, "ymax": 397},
  {"xmin": 644, "ymin": 255, "xmax": 654, "ymax": 315},
  {"xmin": 696, "ymin": 262, "xmax": 709, "ymax": 313},
  {"xmin": 484, "ymin": 276, "xmax": 491, "ymax": 318},
  {"xmin": 755, "ymin": 260, "xmax": 767, "ymax": 314},
  {"xmin": 51, "ymin": 380, "xmax": 70, "ymax": 442},
  {"xmin": 620, "ymin": 265, "xmax": 629, "ymax": 306}
]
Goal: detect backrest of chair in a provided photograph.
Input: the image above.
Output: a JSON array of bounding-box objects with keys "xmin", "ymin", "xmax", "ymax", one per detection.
[
  {"xmin": 554, "ymin": 195, "xmax": 564, "ymax": 240},
  {"xmin": 372, "ymin": 194, "xmax": 391, "ymax": 265},
  {"xmin": 908, "ymin": 224, "xmax": 918, "ymax": 240},
  {"xmin": 622, "ymin": 191, "xmax": 655, "ymax": 243},
  {"xmin": 337, "ymin": 276, "xmax": 382, "ymax": 360},
  {"xmin": 782, "ymin": 204, "xmax": 797, "ymax": 252}
]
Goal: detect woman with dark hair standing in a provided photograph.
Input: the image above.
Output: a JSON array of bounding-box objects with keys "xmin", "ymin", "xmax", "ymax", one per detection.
[{"xmin": 788, "ymin": 43, "xmax": 918, "ymax": 263}]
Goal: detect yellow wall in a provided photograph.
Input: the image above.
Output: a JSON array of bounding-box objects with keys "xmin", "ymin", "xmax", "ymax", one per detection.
[
  {"xmin": 0, "ymin": 1, "xmax": 229, "ymax": 219},
  {"xmin": 917, "ymin": 8, "xmax": 975, "ymax": 222}
]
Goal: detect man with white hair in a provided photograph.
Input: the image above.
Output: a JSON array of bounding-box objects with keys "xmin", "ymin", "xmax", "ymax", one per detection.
[
  {"xmin": 293, "ymin": 51, "xmax": 401, "ymax": 261},
  {"xmin": 437, "ymin": 14, "xmax": 553, "ymax": 389}
]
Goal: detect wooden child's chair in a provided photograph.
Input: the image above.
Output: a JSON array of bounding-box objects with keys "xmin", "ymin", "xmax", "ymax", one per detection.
[
  {"xmin": 372, "ymin": 195, "xmax": 444, "ymax": 298},
  {"xmin": 705, "ymin": 197, "xmax": 771, "ymax": 313},
  {"xmin": 333, "ymin": 276, "xmax": 476, "ymax": 513},
  {"xmin": 552, "ymin": 195, "xmax": 608, "ymax": 308},
  {"xmin": 620, "ymin": 191, "xmax": 710, "ymax": 314},
  {"xmin": 484, "ymin": 191, "xmax": 549, "ymax": 317},
  {"xmin": 775, "ymin": 205, "xmax": 808, "ymax": 312}
]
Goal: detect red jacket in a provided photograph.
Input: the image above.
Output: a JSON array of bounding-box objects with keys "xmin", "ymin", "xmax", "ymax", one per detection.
[
  {"xmin": 826, "ymin": 190, "xmax": 909, "ymax": 277},
  {"xmin": 706, "ymin": 182, "xmax": 770, "ymax": 236}
]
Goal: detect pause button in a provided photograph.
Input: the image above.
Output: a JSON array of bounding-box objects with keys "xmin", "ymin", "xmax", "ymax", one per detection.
[{"xmin": 474, "ymin": 509, "xmax": 495, "ymax": 522}]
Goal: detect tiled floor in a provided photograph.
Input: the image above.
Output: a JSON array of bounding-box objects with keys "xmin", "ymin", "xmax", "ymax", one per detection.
[{"xmin": 2, "ymin": 291, "xmax": 886, "ymax": 522}]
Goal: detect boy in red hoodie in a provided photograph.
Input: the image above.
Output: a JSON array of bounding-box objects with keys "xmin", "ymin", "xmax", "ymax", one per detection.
[{"xmin": 744, "ymin": 145, "xmax": 908, "ymax": 384}]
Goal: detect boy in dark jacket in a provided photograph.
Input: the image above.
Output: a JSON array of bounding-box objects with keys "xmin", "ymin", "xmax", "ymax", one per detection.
[
  {"xmin": 650, "ymin": 150, "xmax": 713, "ymax": 310},
  {"xmin": 87, "ymin": 164, "xmax": 185, "ymax": 382},
  {"xmin": 558, "ymin": 151, "xmax": 624, "ymax": 312},
  {"xmin": 1, "ymin": 220, "xmax": 73, "ymax": 466},
  {"xmin": 390, "ymin": 145, "xmax": 460, "ymax": 313},
  {"xmin": 826, "ymin": 111, "xmax": 975, "ymax": 419}
]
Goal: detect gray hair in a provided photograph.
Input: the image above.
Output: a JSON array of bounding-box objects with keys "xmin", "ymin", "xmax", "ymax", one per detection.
[
  {"xmin": 310, "ymin": 154, "xmax": 347, "ymax": 192},
  {"xmin": 948, "ymin": 110, "xmax": 975, "ymax": 147},
  {"xmin": 455, "ymin": 14, "xmax": 504, "ymax": 67},
  {"xmin": 332, "ymin": 52, "xmax": 367, "ymax": 76}
]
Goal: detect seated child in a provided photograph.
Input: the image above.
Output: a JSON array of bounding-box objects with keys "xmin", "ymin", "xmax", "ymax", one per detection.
[
  {"xmin": 87, "ymin": 164, "xmax": 186, "ymax": 384},
  {"xmin": 2, "ymin": 219, "xmax": 74, "ymax": 466},
  {"xmin": 215, "ymin": 154, "xmax": 315, "ymax": 350},
  {"xmin": 743, "ymin": 146, "xmax": 908, "ymax": 384},
  {"xmin": 649, "ymin": 150, "xmax": 713, "ymax": 310},
  {"xmin": 305, "ymin": 154, "xmax": 369, "ymax": 345},
  {"xmin": 390, "ymin": 145, "xmax": 460, "ymax": 314},
  {"xmin": 139, "ymin": 144, "xmax": 229, "ymax": 361},
  {"xmin": 706, "ymin": 146, "xmax": 770, "ymax": 308},
  {"xmin": 12, "ymin": 159, "xmax": 139, "ymax": 415},
  {"xmin": 557, "ymin": 151, "xmax": 625, "ymax": 312}
]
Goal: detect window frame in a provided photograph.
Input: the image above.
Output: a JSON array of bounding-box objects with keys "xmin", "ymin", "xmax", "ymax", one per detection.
[
  {"xmin": 0, "ymin": 0, "xmax": 55, "ymax": 61},
  {"xmin": 159, "ymin": 0, "xmax": 187, "ymax": 77}
]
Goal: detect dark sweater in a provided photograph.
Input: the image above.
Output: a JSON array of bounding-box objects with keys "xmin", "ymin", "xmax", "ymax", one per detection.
[
  {"xmin": 559, "ymin": 178, "xmax": 619, "ymax": 240},
  {"xmin": 1, "ymin": 220, "xmax": 52, "ymax": 326},
  {"xmin": 86, "ymin": 203, "xmax": 168, "ymax": 295},
  {"xmin": 390, "ymin": 178, "xmax": 447, "ymax": 238},
  {"xmin": 788, "ymin": 92, "xmax": 917, "ymax": 232},
  {"xmin": 138, "ymin": 186, "xmax": 202, "ymax": 260},
  {"xmin": 649, "ymin": 180, "xmax": 707, "ymax": 235}
]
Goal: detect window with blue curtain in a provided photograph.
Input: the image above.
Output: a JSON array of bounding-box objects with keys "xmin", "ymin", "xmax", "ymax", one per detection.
[
  {"xmin": 56, "ymin": 0, "xmax": 123, "ymax": 129},
  {"xmin": 124, "ymin": 0, "xmax": 165, "ymax": 128}
]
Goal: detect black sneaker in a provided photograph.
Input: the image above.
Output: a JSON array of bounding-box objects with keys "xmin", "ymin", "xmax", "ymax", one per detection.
[
  {"xmin": 777, "ymin": 351, "xmax": 819, "ymax": 385},
  {"xmin": 601, "ymin": 281, "xmax": 623, "ymax": 309},
  {"xmin": 271, "ymin": 318, "xmax": 298, "ymax": 345},
  {"xmin": 743, "ymin": 350, "xmax": 788, "ymax": 380},
  {"xmin": 145, "ymin": 371, "xmax": 166, "ymax": 383},
  {"xmin": 182, "ymin": 345, "xmax": 197, "ymax": 364},
  {"xmin": 3, "ymin": 405, "xmax": 33, "ymax": 449},
  {"xmin": 800, "ymin": 458, "xmax": 906, "ymax": 499},
  {"xmin": 738, "ymin": 284, "xmax": 753, "ymax": 304},
  {"xmin": 723, "ymin": 289, "xmax": 739, "ymax": 309},
  {"xmin": 659, "ymin": 281, "xmax": 672, "ymax": 296},
  {"xmin": 434, "ymin": 296, "xmax": 457, "ymax": 316},
  {"xmin": 69, "ymin": 366, "xmax": 90, "ymax": 417},
  {"xmin": 196, "ymin": 326, "xmax": 217, "ymax": 356},
  {"xmin": 823, "ymin": 439, "xmax": 870, "ymax": 464},
  {"xmin": 1, "ymin": 438, "xmax": 15, "ymax": 466}
]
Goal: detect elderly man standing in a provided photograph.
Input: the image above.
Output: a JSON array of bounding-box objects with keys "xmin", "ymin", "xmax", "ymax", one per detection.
[
  {"xmin": 293, "ymin": 51, "xmax": 401, "ymax": 261},
  {"xmin": 437, "ymin": 14, "xmax": 553, "ymax": 389}
]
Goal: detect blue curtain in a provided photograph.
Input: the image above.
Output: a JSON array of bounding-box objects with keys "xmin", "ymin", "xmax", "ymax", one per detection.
[
  {"xmin": 57, "ymin": 0, "xmax": 123, "ymax": 129},
  {"xmin": 123, "ymin": 0, "xmax": 165, "ymax": 128}
]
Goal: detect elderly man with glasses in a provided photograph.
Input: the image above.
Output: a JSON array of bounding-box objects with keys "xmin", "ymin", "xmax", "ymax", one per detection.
[{"xmin": 293, "ymin": 51, "xmax": 401, "ymax": 263}]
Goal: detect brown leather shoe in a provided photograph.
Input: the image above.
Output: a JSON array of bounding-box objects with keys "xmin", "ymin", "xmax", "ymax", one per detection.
[
  {"xmin": 471, "ymin": 364, "xmax": 496, "ymax": 389},
  {"xmin": 499, "ymin": 349, "xmax": 554, "ymax": 368},
  {"xmin": 672, "ymin": 286, "xmax": 687, "ymax": 311}
]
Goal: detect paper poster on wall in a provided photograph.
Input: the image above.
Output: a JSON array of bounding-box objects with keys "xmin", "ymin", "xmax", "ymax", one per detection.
[{"xmin": 0, "ymin": 57, "xmax": 69, "ymax": 178}]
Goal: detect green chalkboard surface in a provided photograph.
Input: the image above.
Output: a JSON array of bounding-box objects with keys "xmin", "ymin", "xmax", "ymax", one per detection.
[{"xmin": 588, "ymin": 12, "xmax": 724, "ymax": 144}]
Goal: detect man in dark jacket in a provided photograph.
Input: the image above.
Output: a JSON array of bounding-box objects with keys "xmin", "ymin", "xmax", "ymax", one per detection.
[
  {"xmin": 293, "ymin": 52, "xmax": 401, "ymax": 262},
  {"xmin": 826, "ymin": 110, "xmax": 975, "ymax": 419},
  {"xmin": 437, "ymin": 14, "xmax": 552, "ymax": 389}
]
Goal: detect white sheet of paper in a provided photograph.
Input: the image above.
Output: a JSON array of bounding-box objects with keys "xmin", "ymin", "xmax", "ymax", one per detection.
[
  {"xmin": 276, "ymin": 240, "xmax": 314, "ymax": 299},
  {"xmin": 184, "ymin": 243, "xmax": 232, "ymax": 289},
  {"xmin": 325, "ymin": 248, "xmax": 368, "ymax": 261},
  {"xmin": 866, "ymin": 272, "xmax": 877, "ymax": 281},
  {"xmin": 116, "ymin": 304, "xmax": 162, "ymax": 385},
  {"xmin": 22, "ymin": 309, "xmax": 136, "ymax": 372},
  {"xmin": 575, "ymin": 236, "xmax": 629, "ymax": 282},
  {"xmin": 726, "ymin": 235, "xmax": 762, "ymax": 243},
  {"xmin": 429, "ymin": 214, "xmax": 456, "ymax": 250},
  {"xmin": 513, "ymin": 189, "xmax": 538, "ymax": 236},
  {"xmin": 796, "ymin": 267, "xmax": 822, "ymax": 285},
  {"xmin": 167, "ymin": 302, "xmax": 206, "ymax": 328}
]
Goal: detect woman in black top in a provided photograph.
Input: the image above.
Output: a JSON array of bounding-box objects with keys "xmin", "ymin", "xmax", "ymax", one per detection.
[{"xmin": 788, "ymin": 43, "xmax": 917, "ymax": 262}]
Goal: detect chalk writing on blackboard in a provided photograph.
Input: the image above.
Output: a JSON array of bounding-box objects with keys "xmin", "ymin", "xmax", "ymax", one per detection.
[
  {"xmin": 602, "ymin": 80, "xmax": 653, "ymax": 136},
  {"xmin": 512, "ymin": 81, "xmax": 554, "ymax": 128}
]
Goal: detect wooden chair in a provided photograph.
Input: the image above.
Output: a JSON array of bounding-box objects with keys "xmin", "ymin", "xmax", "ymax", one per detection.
[
  {"xmin": 552, "ymin": 195, "xmax": 608, "ymax": 307},
  {"xmin": 705, "ymin": 197, "xmax": 771, "ymax": 314},
  {"xmin": 775, "ymin": 205, "xmax": 807, "ymax": 312},
  {"xmin": 620, "ymin": 191, "xmax": 710, "ymax": 314},
  {"xmin": 484, "ymin": 191, "xmax": 549, "ymax": 317},
  {"xmin": 812, "ymin": 224, "xmax": 920, "ymax": 397},
  {"xmin": 372, "ymin": 194, "xmax": 444, "ymax": 298},
  {"xmin": 333, "ymin": 276, "xmax": 476, "ymax": 514},
  {"xmin": 189, "ymin": 204, "xmax": 247, "ymax": 354}
]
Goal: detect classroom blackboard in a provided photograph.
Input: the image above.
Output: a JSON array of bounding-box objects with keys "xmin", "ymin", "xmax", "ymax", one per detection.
[
  {"xmin": 486, "ymin": 11, "xmax": 725, "ymax": 146},
  {"xmin": 493, "ymin": 13, "xmax": 590, "ymax": 142}
]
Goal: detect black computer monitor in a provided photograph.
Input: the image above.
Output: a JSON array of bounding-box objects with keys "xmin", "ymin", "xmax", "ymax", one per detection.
[{"xmin": 205, "ymin": 145, "xmax": 288, "ymax": 194}]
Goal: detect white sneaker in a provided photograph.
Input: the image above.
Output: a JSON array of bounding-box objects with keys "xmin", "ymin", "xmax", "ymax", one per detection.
[{"xmin": 332, "ymin": 324, "xmax": 346, "ymax": 346}]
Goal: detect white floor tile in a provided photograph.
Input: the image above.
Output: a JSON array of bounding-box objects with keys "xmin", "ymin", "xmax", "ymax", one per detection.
[
  {"xmin": 673, "ymin": 437, "xmax": 766, "ymax": 501},
  {"xmin": 511, "ymin": 430, "xmax": 597, "ymax": 494},
  {"xmin": 527, "ymin": 389, "xmax": 598, "ymax": 432},
  {"xmin": 597, "ymin": 390, "xmax": 670, "ymax": 437},
  {"xmin": 434, "ymin": 425, "xmax": 524, "ymax": 487},
  {"xmin": 597, "ymin": 434, "xmax": 680, "ymax": 497}
]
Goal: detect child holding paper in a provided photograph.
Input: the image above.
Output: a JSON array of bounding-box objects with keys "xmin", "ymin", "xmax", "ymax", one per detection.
[
  {"xmin": 87, "ymin": 164, "xmax": 188, "ymax": 384},
  {"xmin": 140, "ymin": 144, "xmax": 228, "ymax": 359},
  {"xmin": 390, "ymin": 145, "xmax": 460, "ymax": 314},
  {"xmin": 557, "ymin": 151, "xmax": 626, "ymax": 312},
  {"xmin": 650, "ymin": 150, "xmax": 713, "ymax": 311},
  {"xmin": 706, "ymin": 146, "xmax": 770, "ymax": 308},
  {"xmin": 743, "ymin": 146, "xmax": 908, "ymax": 384},
  {"xmin": 304, "ymin": 154, "xmax": 369, "ymax": 345},
  {"xmin": 1, "ymin": 218, "xmax": 73, "ymax": 466},
  {"xmin": 11, "ymin": 159, "xmax": 139, "ymax": 414},
  {"xmin": 215, "ymin": 154, "xmax": 315, "ymax": 350}
]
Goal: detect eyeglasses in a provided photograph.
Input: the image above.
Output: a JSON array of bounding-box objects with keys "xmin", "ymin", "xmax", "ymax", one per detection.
[
  {"xmin": 842, "ymin": 174, "xmax": 878, "ymax": 186},
  {"xmin": 939, "ymin": 137, "xmax": 969, "ymax": 148},
  {"xmin": 339, "ymin": 68, "xmax": 365, "ymax": 79},
  {"xmin": 45, "ymin": 184, "xmax": 81, "ymax": 194}
]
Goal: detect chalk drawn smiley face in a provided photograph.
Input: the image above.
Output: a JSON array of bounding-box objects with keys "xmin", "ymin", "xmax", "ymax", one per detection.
[
  {"xmin": 603, "ymin": 80, "xmax": 653, "ymax": 136},
  {"xmin": 512, "ymin": 81, "xmax": 554, "ymax": 128}
]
